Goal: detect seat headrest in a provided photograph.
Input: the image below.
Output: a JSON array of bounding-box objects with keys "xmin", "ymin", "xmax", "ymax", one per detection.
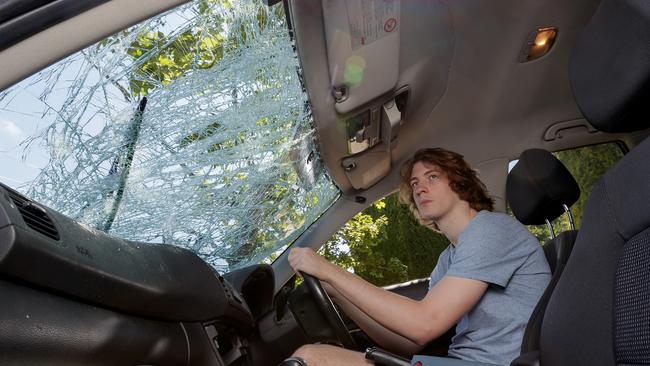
[
  {"xmin": 506, "ymin": 149, "xmax": 580, "ymax": 226},
  {"xmin": 570, "ymin": 0, "xmax": 650, "ymax": 133}
]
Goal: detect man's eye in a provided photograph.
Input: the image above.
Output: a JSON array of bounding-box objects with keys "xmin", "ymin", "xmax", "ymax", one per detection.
[{"xmin": 429, "ymin": 174, "xmax": 438, "ymax": 180}]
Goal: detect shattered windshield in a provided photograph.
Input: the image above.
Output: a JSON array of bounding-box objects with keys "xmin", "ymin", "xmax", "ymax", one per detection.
[{"xmin": 0, "ymin": 0, "xmax": 339, "ymax": 273}]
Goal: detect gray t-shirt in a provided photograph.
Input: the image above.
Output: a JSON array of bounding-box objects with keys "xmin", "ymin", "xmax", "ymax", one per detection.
[{"xmin": 428, "ymin": 211, "xmax": 551, "ymax": 365}]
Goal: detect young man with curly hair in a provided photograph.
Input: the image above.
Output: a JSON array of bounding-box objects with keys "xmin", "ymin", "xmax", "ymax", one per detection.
[{"xmin": 288, "ymin": 148, "xmax": 551, "ymax": 365}]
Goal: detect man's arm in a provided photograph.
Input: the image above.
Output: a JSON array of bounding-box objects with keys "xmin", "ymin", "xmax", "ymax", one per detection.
[
  {"xmin": 323, "ymin": 282, "xmax": 423, "ymax": 356},
  {"xmin": 289, "ymin": 248, "xmax": 488, "ymax": 346}
]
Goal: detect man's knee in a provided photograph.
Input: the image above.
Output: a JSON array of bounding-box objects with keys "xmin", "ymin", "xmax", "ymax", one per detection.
[
  {"xmin": 291, "ymin": 344, "xmax": 370, "ymax": 366},
  {"xmin": 293, "ymin": 344, "xmax": 319, "ymax": 361}
]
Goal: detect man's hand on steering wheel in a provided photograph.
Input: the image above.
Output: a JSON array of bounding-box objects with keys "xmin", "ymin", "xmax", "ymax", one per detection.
[
  {"xmin": 288, "ymin": 247, "xmax": 332, "ymax": 280},
  {"xmin": 288, "ymin": 247, "xmax": 356, "ymax": 349}
]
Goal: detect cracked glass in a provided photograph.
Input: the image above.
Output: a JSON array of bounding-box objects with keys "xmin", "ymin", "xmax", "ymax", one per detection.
[{"xmin": 0, "ymin": 0, "xmax": 340, "ymax": 273}]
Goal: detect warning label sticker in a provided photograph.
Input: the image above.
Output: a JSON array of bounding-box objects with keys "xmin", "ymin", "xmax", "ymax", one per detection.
[{"xmin": 346, "ymin": 0, "xmax": 400, "ymax": 50}]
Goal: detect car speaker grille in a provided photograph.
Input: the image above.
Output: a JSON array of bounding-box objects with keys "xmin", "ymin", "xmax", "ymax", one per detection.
[{"xmin": 6, "ymin": 188, "xmax": 60, "ymax": 241}]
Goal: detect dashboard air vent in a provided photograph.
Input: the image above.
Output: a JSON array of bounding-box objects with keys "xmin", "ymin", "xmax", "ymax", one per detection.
[{"xmin": 5, "ymin": 188, "xmax": 60, "ymax": 241}]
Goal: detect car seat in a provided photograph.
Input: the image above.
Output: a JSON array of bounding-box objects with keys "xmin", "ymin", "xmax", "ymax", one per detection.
[{"xmin": 506, "ymin": 148, "xmax": 580, "ymax": 359}]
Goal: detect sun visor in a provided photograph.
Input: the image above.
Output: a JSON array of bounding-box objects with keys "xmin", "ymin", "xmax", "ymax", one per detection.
[{"xmin": 322, "ymin": 0, "xmax": 400, "ymax": 114}]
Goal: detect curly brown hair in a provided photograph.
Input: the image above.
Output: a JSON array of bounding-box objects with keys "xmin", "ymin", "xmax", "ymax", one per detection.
[{"xmin": 399, "ymin": 148, "xmax": 494, "ymax": 231}]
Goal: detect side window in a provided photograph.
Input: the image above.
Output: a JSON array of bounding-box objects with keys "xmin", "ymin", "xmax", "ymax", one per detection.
[
  {"xmin": 319, "ymin": 193, "xmax": 448, "ymax": 286},
  {"xmin": 513, "ymin": 142, "xmax": 625, "ymax": 242}
]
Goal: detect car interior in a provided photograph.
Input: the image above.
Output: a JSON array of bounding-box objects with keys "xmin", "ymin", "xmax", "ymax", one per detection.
[{"xmin": 0, "ymin": 0, "xmax": 648, "ymax": 365}]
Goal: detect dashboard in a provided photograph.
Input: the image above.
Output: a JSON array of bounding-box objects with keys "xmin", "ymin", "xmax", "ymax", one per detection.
[{"xmin": 0, "ymin": 182, "xmax": 307, "ymax": 365}]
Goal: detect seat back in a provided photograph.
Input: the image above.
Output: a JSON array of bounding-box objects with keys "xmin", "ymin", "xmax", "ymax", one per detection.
[
  {"xmin": 541, "ymin": 231, "xmax": 576, "ymax": 275},
  {"xmin": 506, "ymin": 149, "xmax": 581, "ymax": 354},
  {"xmin": 538, "ymin": 0, "xmax": 650, "ymax": 364}
]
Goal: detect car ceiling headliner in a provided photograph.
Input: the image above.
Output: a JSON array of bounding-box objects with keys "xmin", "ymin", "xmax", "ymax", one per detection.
[{"xmin": 289, "ymin": 0, "xmax": 639, "ymax": 200}]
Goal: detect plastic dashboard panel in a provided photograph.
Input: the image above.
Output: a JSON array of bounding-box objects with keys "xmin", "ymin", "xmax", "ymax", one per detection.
[
  {"xmin": 0, "ymin": 183, "xmax": 253, "ymax": 325},
  {"xmin": 0, "ymin": 182, "xmax": 264, "ymax": 365},
  {"xmin": 0, "ymin": 278, "xmax": 217, "ymax": 366}
]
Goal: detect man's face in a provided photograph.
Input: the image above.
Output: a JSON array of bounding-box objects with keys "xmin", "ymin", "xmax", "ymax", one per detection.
[{"xmin": 410, "ymin": 161, "xmax": 463, "ymax": 221}]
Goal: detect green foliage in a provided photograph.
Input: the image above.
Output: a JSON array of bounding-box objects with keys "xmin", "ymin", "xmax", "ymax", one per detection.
[
  {"xmin": 126, "ymin": 28, "xmax": 226, "ymax": 97},
  {"xmin": 179, "ymin": 122, "xmax": 222, "ymax": 148},
  {"xmin": 554, "ymin": 143, "xmax": 624, "ymax": 226},
  {"xmin": 124, "ymin": 0, "xmax": 279, "ymax": 98},
  {"xmin": 321, "ymin": 194, "xmax": 448, "ymax": 286}
]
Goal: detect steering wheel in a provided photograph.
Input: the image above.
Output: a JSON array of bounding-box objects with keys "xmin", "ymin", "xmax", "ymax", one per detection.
[{"xmin": 299, "ymin": 272, "xmax": 356, "ymax": 349}]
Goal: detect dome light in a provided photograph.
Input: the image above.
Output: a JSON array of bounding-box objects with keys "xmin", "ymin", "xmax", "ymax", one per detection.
[{"xmin": 519, "ymin": 27, "xmax": 558, "ymax": 62}]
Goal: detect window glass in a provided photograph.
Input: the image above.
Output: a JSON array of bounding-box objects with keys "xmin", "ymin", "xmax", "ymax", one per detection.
[
  {"xmin": 0, "ymin": 0, "xmax": 340, "ymax": 273},
  {"xmin": 320, "ymin": 193, "xmax": 448, "ymax": 286}
]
